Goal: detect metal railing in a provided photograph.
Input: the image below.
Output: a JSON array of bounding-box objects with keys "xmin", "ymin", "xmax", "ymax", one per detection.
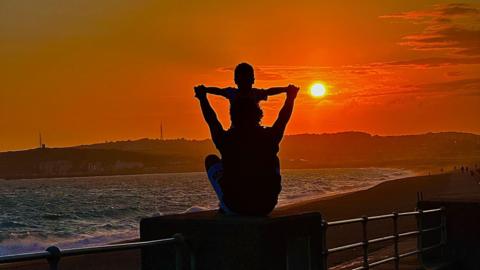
[
  {"xmin": 0, "ymin": 233, "xmax": 189, "ymax": 270},
  {"xmin": 321, "ymin": 208, "xmax": 446, "ymax": 270},
  {"xmin": 0, "ymin": 209, "xmax": 446, "ymax": 270}
]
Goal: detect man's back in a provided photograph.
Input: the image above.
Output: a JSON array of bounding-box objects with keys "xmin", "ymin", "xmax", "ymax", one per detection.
[{"xmin": 216, "ymin": 127, "xmax": 282, "ymax": 215}]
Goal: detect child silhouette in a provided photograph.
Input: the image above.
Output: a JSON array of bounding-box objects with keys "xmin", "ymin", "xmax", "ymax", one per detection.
[{"xmin": 196, "ymin": 63, "xmax": 295, "ymax": 108}]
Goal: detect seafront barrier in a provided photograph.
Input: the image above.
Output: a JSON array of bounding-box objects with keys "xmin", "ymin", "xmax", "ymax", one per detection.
[
  {"xmin": 140, "ymin": 199, "xmax": 480, "ymax": 270},
  {"xmin": 1, "ymin": 199, "xmax": 479, "ymax": 270},
  {"xmin": 418, "ymin": 199, "xmax": 480, "ymax": 270}
]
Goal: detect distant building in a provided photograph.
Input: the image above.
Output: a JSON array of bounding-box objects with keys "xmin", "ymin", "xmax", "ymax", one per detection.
[{"xmin": 38, "ymin": 160, "xmax": 72, "ymax": 175}]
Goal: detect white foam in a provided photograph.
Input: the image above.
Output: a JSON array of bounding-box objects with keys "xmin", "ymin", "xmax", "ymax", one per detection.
[
  {"xmin": 0, "ymin": 230, "xmax": 138, "ymax": 256},
  {"xmin": 182, "ymin": 206, "xmax": 211, "ymax": 213}
]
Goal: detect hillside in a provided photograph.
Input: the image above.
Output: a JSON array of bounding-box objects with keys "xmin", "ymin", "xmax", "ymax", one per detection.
[
  {"xmin": 1, "ymin": 132, "xmax": 479, "ymax": 179},
  {"xmin": 280, "ymin": 132, "xmax": 480, "ymax": 168}
]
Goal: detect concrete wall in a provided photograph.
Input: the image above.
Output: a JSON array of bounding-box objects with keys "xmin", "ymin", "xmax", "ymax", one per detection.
[
  {"xmin": 140, "ymin": 211, "xmax": 324, "ymax": 270},
  {"xmin": 418, "ymin": 199, "xmax": 480, "ymax": 270}
]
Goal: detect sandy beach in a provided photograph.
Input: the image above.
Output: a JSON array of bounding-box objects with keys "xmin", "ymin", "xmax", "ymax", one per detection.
[{"xmin": 2, "ymin": 170, "xmax": 479, "ymax": 270}]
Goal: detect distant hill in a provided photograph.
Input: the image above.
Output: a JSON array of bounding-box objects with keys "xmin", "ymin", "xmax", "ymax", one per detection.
[
  {"xmin": 1, "ymin": 132, "xmax": 479, "ymax": 179},
  {"xmin": 280, "ymin": 132, "xmax": 480, "ymax": 168}
]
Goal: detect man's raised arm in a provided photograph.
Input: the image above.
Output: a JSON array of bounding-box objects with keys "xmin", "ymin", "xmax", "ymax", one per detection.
[
  {"xmin": 272, "ymin": 85, "xmax": 299, "ymax": 143},
  {"xmin": 194, "ymin": 86, "xmax": 224, "ymax": 145}
]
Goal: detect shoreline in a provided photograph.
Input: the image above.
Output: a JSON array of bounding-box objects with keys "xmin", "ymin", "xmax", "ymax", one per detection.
[
  {"xmin": 275, "ymin": 170, "xmax": 479, "ymax": 221},
  {"xmin": 1, "ymin": 165, "xmax": 425, "ymax": 181},
  {"xmin": 277, "ymin": 167, "xmax": 419, "ymax": 208}
]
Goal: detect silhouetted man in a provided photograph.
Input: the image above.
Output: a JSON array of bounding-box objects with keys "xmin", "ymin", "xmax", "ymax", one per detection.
[{"xmin": 194, "ymin": 74, "xmax": 299, "ymax": 216}]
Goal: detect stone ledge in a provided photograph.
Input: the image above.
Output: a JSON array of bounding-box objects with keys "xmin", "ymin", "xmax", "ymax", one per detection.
[{"xmin": 140, "ymin": 210, "xmax": 323, "ymax": 270}]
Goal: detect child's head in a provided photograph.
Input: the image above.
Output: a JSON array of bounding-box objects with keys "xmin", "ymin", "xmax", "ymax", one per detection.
[{"xmin": 234, "ymin": 63, "xmax": 255, "ymax": 89}]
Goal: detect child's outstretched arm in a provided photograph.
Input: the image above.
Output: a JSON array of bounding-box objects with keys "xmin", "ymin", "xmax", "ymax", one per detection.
[
  {"xmin": 262, "ymin": 86, "xmax": 290, "ymax": 96},
  {"xmin": 199, "ymin": 85, "xmax": 233, "ymax": 98}
]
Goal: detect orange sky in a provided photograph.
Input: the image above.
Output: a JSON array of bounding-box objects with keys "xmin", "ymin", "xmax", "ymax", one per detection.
[{"xmin": 1, "ymin": 1, "xmax": 479, "ymax": 151}]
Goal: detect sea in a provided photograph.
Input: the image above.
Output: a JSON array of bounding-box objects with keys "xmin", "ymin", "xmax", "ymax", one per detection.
[{"xmin": 0, "ymin": 168, "xmax": 414, "ymax": 256}]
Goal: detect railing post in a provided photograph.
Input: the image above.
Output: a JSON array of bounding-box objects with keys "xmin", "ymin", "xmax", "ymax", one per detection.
[
  {"xmin": 45, "ymin": 246, "xmax": 61, "ymax": 270},
  {"xmin": 416, "ymin": 209, "xmax": 424, "ymax": 265},
  {"xmin": 173, "ymin": 233, "xmax": 190, "ymax": 270},
  {"xmin": 320, "ymin": 220, "xmax": 328, "ymax": 270},
  {"xmin": 392, "ymin": 211, "xmax": 399, "ymax": 270},
  {"xmin": 361, "ymin": 215, "xmax": 369, "ymax": 269},
  {"xmin": 440, "ymin": 207, "xmax": 447, "ymax": 257}
]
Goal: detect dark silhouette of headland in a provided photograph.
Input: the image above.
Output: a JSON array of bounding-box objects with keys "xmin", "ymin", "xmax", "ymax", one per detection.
[{"xmin": 0, "ymin": 132, "xmax": 479, "ymax": 179}]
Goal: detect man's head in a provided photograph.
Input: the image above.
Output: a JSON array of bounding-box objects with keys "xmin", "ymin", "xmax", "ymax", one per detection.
[
  {"xmin": 234, "ymin": 63, "xmax": 255, "ymax": 89},
  {"xmin": 230, "ymin": 98, "xmax": 263, "ymax": 129}
]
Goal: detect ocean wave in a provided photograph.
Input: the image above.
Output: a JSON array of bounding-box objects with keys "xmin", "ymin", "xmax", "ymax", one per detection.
[
  {"xmin": 0, "ymin": 230, "xmax": 138, "ymax": 256},
  {"xmin": 42, "ymin": 213, "xmax": 64, "ymax": 220},
  {"xmin": 0, "ymin": 168, "xmax": 414, "ymax": 256},
  {"xmin": 0, "ymin": 221, "xmax": 29, "ymax": 228},
  {"xmin": 182, "ymin": 206, "xmax": 211, "ymax": 213}
]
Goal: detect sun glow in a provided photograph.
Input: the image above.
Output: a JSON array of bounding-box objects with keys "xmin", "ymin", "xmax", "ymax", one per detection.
[{"xmin": 310, "ymin": 83, "xmax": 327, "ymax": 98}]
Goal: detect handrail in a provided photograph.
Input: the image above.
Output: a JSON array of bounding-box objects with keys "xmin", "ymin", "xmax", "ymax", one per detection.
[
  {"xmin": 322, "ymin": 208, "xmax": 446, "ymax": 270},
  {"xmin": 328, "ymin": 242, "xmax": 364, "ymax": 254},
  {"xmin": 0, "ymin": 234, "xmax": 188, "ymax": 270},
  {"xmin": 327, "ymin": 225, "xmax": 443, "ymax": 255},
  {"xmin": 326, "ymin": 208, "xmax": 443, "ymax": 226},
  {"xmin": 61, "ymin": 237, "xmax": 178, "ymax": 257},
  {"xmin": 0, "ymin": 251, "xmax": 50, "ymax": 264}
]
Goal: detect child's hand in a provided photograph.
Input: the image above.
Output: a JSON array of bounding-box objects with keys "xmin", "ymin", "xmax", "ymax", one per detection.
[
  {"xmin": 287, "ymin": 84, "xmax": 300, "ymax": 98},
  {"xmin": 194, "ymin": 85, "xmax": 206, "ymax": 99}
]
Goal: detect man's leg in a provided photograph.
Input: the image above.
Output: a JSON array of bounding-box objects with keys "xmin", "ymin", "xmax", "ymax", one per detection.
[{"xmin": 205, "ymin": 154, "xmax": 235, "ymax": 214}]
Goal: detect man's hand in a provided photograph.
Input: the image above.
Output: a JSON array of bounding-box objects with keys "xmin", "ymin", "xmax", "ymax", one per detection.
[
  {"xmin": 194, "ymin": 85, "xmax": 206, "ymax": 99},
  {"xmin": 286, "ymin": 84, "xmax": 300, "ymax": 99}
]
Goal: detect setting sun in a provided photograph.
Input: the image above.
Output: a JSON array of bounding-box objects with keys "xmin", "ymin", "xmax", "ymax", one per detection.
[{"xmin": 310, "ymin": 83, "xmax": 327, "ymax": 98}]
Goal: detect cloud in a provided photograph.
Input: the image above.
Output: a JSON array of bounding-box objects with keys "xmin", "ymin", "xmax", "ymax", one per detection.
[
  {"xmin": 380, "ymin": 10, "xmax": 438, "ymax": 21},
  {"xmin": 420, "ymin": 77, "xmax": 480, "ymax": 96},
  {"xmin": 445, "ymin": 71, "xmax": 464, "ymax": 77},
  {"xmin": 255, "ymin": 68, "xmax": 286, "ymax": 80},
  {"xmin": 400, "ymin": 27, "xmax": 480, "ymax": 55},
  {"xmin": 440, "ymin": 3, "xmax": 480, "ymax": 16},
  {"xmin": 382, "ymin": 56, "xmax": 480, "ymax": 67},
  {"xmin": 380, "ymin": 3, "xmax": 479, "ymax": 20},
  {"xmin": 381, "ymin": 3, "xmax": 480, "ymax": 56},
  {"xmin": 337, "ymin": 77, "xmax": 480, "ymax": 100}
]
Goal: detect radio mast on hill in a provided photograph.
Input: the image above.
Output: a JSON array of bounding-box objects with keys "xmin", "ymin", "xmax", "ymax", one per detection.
[
  {"xmin": 38, "ymin": 132, "xmax": 45, "ymax": 149},
  {"xmin": 160, "ymin": 122, "xmax": 164, "ymax": 140}
]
